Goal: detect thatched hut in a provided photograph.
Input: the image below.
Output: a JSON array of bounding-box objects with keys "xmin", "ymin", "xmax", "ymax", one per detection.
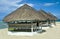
[
  {"xmin": 47, "ymin": 12, "xmax": 57, "ymax": 25},
  {"xmin": 3, "ymin": 4, "xmax": 46, "ymax": 32},
  {"xmin": 39, "ymin": 9, "xmax": 57, "ymax": 26}
]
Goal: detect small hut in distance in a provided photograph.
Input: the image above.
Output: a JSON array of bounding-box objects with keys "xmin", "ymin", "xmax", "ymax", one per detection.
[
  {"xmin": 3, "ymin": 4, "xmax": 57, "ymax": 33},
  {"xmin": 47, "ymin": 12, "xmax": 57, "ymax": 25},
  {"xmin": 39, "ymin": 10, "xmax": 57, "ymax": 26}
]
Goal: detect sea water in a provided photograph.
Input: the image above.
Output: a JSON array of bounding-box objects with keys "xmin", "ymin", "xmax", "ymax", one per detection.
[
  {"xmin": 56, "ymin": 19, "xmax": 60, "ymax": 22},
  {"xmin": 0, "ymin": 21, "xmax": 8, "ymax": 29}
]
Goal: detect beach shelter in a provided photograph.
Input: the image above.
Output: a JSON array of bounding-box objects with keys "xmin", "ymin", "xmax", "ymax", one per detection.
[
  {"xmin": 39, "ymin": 9, "xmax": 57, "ymax": 26},
  {"xmin": 38, "ymin": 10, "xmax": 51, "ymax": 25},
  {"xmin": 3, "ymin": 4, "xmax": 46, "ymax": 33},
  {"xmin": 47, "ymin": 12, "xmax": 57, "ymax": 25}
]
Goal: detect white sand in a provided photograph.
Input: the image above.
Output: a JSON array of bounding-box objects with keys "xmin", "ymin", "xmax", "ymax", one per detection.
[
  {"xmin": 0, "ymin": 22, "xmax": 60, "ymax": 39},
  {"xmin": 8, "ymin": 31, "xmax": 37, "ymax": 36}
]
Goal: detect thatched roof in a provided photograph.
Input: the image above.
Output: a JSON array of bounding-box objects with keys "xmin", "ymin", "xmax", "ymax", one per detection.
[
  {"xmin": 47, "ymin": 12, "xmax": 57, "ymax": 20},
  {"xmin": 39, "ymin": 9, "xmax": 51, "ymax": 20},
  {"xmin": 39, "ymin": 9, "xmax": 57, "ymax": 20},
  {"xmin": 3, "ymin": 4, "xmax": 46, "ymax": 22}
]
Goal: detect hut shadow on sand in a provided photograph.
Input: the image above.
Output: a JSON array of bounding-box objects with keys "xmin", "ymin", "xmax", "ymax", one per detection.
[
  {"xmin": 37, "ymin": 29, "xmax": 46, "ymax": 33},
  {"xmin": 42, "ymin": 24, "xmax": 53, "ymax": 28}
]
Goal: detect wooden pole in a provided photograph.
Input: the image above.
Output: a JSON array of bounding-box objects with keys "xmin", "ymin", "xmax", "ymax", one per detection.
[
  {"xmin": 36, "ymin": 20, "xmax": 39, "ymax": 31},
  {"xmin": 54, "ymin": 20, "xmax": 56, "ymax": 26},
  {"xmin": 31, "ymin": 25, "xmax": 33, "ymax": 33},
  {"xmin": 31, "ymin": 22, "xmax": 33, "ymax": 33},
  {"xmin": 40, "ymin": 23, "xmax": 42, "ymax": 32},
  {"xmin": 47, "ymin": 20, "xmax": 49, "ymax": 26}
]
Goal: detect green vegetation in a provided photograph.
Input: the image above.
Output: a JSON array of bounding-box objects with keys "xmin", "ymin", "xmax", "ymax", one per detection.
[{"xmin": 8, "ymin": 28, "xmax": 14, "ymax": 31}]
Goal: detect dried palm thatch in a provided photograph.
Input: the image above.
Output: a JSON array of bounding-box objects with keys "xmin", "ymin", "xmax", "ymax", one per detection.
[
  {"xmin": 3, "ymin": 4, "xmax": 46, "ymax": 22},
  {"xmin": 39, "ymin": 9, "xmax": 57, "ymax": 20},
  {"xmin": 47, "ymin": 12, "xmax": 57, "ymax": 20}
]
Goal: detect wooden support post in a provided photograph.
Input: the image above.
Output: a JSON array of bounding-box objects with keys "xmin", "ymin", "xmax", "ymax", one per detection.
[
  {"xmin": 47, "ymin": 20, "xmax": 49, "ymax": 26},
  {"xmin": 31, "ymin": 22, "xmax": 33, "ymax": 33},
  {"xmin": 49, "ymin": 20, "xmax": 51, "ymax": 26},
  {"xmin": 54, "ymin": 20, "xmax": 56, "ymax": 26},
  {"xmin": 36, "ymin": 20, "xmax": 39, "ymax": 31},
  {"xmin": 36, "ymin": 26, "xmax": 37, "ymax": 31},
  {"xmin": 40, "ymin": 24, "xmax": 42, "ymax": 32},
  {"xmin": 31, "ymin": 25, "xmax": 33, "ymax": 33},
  {"xmin": 50, "ymin": 20, "xmax": 52, "ymax": 24}
]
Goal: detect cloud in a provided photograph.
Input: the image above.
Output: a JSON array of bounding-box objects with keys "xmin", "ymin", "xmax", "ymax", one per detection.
[
  {"xmin": 43, "ymin": 2, "xmax": 59, "ymax": 6},
  {"xmin": 0, "ymin": 0, "xmax": 34, "ymax": 13},
  {"xmin": 0, "ymin": 0, "xmax": 23, "ymax": 6},
  {"xmin": 0, "ymin": 0, "xmax": 23, "ymax": 13},
  {"xmin": 0, "ymin": 0, "xmax": 24, "ymax": 20},
  {"xmin": 44, "ymin": 3, "xmax": 55, "ymax": 6},
  {"xmin": 27, "ymin": 3, "xmax": 34, "ymax": 7},
  {"xmin": 17, "ymin": 3, "xmax": 34, "ymax": 7}
]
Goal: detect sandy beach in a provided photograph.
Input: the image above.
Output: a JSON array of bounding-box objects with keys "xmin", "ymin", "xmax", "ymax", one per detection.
[{"xmin": 0, "ymin": 22, "xmax": 60, "ymax": 39}]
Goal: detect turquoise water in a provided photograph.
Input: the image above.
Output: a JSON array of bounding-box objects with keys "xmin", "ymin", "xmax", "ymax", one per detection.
[
  {"xmin": 56, "ymin": 19, "xmax": 60, "ymax": 22},
  {"xmin": 0, "ymin": 21, "xmax": 8, "ymax": 29}
]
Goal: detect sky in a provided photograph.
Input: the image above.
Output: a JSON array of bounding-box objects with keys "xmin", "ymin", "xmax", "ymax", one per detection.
[{"xmin": 0, "ymin": 0, "xmax": 60, "ymax": 20}]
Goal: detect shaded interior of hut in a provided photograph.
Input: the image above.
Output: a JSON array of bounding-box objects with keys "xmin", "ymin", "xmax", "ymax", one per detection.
[{"xmin": 8, "ymin": 20, "xmax": 43, "ymax": 32}]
